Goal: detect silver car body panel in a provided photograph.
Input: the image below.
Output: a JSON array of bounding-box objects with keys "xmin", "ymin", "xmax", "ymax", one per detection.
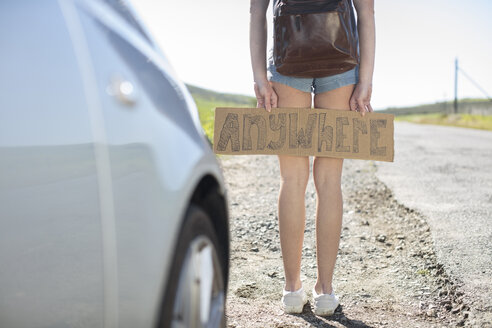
[{"xmin": 0, "ymin": 1, "xmax": 225, "ymax": 327}]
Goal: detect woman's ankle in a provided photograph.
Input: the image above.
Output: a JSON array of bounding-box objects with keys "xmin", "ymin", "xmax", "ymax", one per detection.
[
  {"xmin": 284, "ymin": 279, "xmax": 303, "ymax": 292},
  {"xmin": 314, "ymin": 281, "xmax": 333, "ymax": 295}
]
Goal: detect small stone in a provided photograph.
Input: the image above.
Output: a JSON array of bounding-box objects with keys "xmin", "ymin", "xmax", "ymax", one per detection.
[
  {"xmin": 250, "ymin": 247, "xmax": 259, "ymax": 252},
  {"xmin": 451, "ymin": 306, "xmax": 461, "ymax": 314},
  {"xmin": 376, "ymin": 234, "xmax": 387, "ymax": 242},
  {"xmin": 426, "ymin": 308, "xmax": 437, "ymax": 317},
  {"xmin": 440, "ymin": 298, "xmax": 451, "ymax": 304}
]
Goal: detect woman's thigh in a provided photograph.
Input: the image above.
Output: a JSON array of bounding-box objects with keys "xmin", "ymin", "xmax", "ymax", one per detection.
[
  {"xmin": 271, "ymin": 81, "xmax": 312, "ymax": 180},
  {"xmin": 271, "ymin": 81, "xmax": 312, "ymax": 108},
  {"xmin": 313, "ymin": 84, "xmax": 354, "ymax": 110},
  {"xmin": 312, "ymin": 84, "xmax": 355, "ymax": 173}
]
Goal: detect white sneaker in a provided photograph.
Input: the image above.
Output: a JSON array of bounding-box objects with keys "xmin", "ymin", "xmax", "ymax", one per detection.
[
  {"xmin": 312, "ymin": 288, "xmax": 340, "ymax": 316},
  {"xmin": 281, "ymin": 287, "xmax": 308, "ymax": 314}
]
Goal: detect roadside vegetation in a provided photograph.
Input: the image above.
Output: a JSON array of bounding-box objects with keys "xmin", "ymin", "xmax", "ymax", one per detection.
[
  {"xmin": 379, "ymin": 98, "xmax": 492, "ymax": 131},
  {"xmin": 186, "ymin": 84, "xmax": 256, "ymax": 141},
  {"xmin": 187, "ymin": 84, "xmax": 492, "ymax": 136},
  {"xmin": 382, "ymin": 98, "xmax": 492, "ymax": 115},
  {"xmin": 396, "ymin": 113, "xmax": 492, "ymax": 131}
]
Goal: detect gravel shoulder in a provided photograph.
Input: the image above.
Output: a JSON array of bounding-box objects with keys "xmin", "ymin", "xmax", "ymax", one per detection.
[
  {"xmin": 220, "ymin": 155, "xmax": 482, "ymax": 328},
  {"xmin": 375, "ymin": 122, "xmax": 492, "ymax": 325}
]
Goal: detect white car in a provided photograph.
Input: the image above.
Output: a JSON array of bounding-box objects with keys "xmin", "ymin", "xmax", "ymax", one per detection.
[{"xmin": 0, "ymin": 1, "xmax": 229, "ymax": 327}]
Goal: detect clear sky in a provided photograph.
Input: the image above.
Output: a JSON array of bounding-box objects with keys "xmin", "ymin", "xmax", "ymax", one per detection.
[{"xmin": 131, "ymin": 0, "xmax": 492, "ymax": 110}]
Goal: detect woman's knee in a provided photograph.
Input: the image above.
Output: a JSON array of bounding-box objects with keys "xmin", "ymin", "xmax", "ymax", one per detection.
[
  {"xmin": 278, "ymin": 156, "xmax": 310, "ymax": 189},
  {"xmin": 313, "ymin": 157, "xmax": 343, "ymax": 191},
  {"xmin": 281, "ymin": 170, "xmax": 309, "ymax": 190}
]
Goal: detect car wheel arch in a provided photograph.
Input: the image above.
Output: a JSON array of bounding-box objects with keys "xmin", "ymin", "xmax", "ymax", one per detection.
[
  {"xmin": 157, "ymin": 174, "xmax": 229, "ymax": 328},
  {"xmin": 189, "ymin": 174, "xmax": 230, "ymax": 288}
]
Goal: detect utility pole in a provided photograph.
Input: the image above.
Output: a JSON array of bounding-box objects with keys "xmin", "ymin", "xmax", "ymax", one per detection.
[{"xmin": 454, "ymin": 58, "xmax": 458, "ymax": 114}]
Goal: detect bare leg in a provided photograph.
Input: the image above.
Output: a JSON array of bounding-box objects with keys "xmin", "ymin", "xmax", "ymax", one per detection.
[
  {"xmin": 271, "ymin": 81, "xmax": 311, "ymax": 292},
  {"xmin": 278, "ymin": 155, "xmax": 309, "ymax": 291},
  {"xmin": 312, "ymin": 84, "xmax": 355, "ymax": 294}
]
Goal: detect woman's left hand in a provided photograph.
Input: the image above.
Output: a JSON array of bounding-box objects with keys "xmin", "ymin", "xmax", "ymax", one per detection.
[{"xmin": 349, "ymin": 82, "xmax": 373, "ymax": 116}]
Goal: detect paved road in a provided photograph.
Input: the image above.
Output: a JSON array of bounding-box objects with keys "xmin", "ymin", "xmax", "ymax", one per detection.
[{"xmin": 375, "ymin": 122, "xmax": 492, "ymax": 320}]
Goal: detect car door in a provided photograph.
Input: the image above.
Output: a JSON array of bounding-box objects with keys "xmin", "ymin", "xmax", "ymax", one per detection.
[
  {"xmin": 0, "ymin": 1, "xmax": 104, "ymax": 327},
  {"xmin": 71, "ymin": 1, "xmax": 209, "ymax": 327}
]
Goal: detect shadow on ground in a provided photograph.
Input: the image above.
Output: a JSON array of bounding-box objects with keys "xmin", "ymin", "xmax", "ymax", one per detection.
[{"xmin": 291, "ymin": 303, "xmax": 373, "ymax": 328}]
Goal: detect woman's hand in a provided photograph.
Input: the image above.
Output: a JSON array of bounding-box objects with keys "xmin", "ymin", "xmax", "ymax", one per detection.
[
  {"xmin": 254, "ymin": 78, "xmax": 278, "ymax": 112},
  {"xmin": 349, "ymin": 82, "xmax": 373, "ymax": 116}
]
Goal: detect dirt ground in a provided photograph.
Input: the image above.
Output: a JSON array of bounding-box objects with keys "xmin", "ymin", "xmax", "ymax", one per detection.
[{"xmin": 220, "ymin": 155, "xmax": 484, "ymax": 328}]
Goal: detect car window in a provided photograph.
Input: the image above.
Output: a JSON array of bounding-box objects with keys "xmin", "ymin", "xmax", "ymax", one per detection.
[{"xmin": 100, "ymin": 0, "xmax": 152, "ymax": 44}]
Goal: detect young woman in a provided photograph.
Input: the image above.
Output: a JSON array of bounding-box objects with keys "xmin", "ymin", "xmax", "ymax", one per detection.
[{"xmin": 249, "ymin": 0, "xmax": 375, "ymax": 315}]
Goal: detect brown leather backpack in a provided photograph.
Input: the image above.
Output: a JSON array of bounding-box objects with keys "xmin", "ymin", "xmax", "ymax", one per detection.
[{"xmin": 273, "ymin": 0, "xmax": 359, "ymax": 78}]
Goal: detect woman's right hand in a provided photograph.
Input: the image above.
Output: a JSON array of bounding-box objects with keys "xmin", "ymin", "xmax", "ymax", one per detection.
[{"xmin": 254, "ymin": 79, "xmax": 278, "ymax": 112}]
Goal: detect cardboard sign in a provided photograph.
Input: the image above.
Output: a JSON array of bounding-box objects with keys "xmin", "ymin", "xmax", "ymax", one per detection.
[{"xmin": 213, "ymin": 107, "xmax": 394, "ymax": 162}]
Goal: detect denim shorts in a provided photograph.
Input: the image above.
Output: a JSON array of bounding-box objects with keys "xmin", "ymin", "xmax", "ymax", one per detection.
[{"xmin": 267, "ymin": 55, "xmax": 359, "ymax": 94}]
